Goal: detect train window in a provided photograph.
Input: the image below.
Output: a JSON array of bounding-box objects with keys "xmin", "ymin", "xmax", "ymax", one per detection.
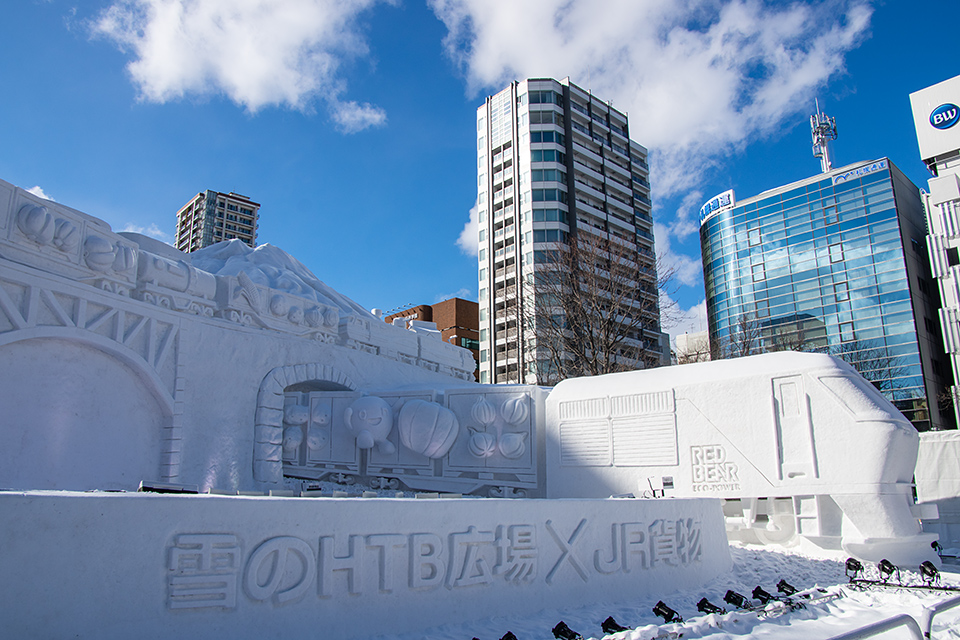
[{"xmin": 817, "ymin": 375, "xmax": 882, "ymax": 417}]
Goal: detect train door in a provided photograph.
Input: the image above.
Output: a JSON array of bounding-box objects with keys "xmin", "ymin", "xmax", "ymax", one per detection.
[{"xmin": 772, "ymin": 375, "xmax": 818, "ymax": 481}]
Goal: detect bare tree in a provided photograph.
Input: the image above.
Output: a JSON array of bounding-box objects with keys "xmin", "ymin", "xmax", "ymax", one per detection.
[
  {"xmin": 674, "ymin": 332, "xmax": 712, "ymax": 364},
  {"xmin": 828, "ymin": 340, "xmax": 909, "ymax": 394},
  {"xmin": 524, "ymin": 230, "xmax": 665, "ymax": 385},
  {"xmin": 723, "ymin": 313, "xmax": 763, "ymax": 358}
]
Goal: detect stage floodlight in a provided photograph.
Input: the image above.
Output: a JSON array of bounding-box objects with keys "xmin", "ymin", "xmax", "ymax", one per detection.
[
  {"xmin": 696, "ymin": 598, "xmax": 726, "ymax": 615},
  {"xmin": 723, "ymin": 590, "xmax": 751, "ymax": 610},
  {"xmin": 551, "ymin": 621, "xmax": 582, "ymax": 640},
  {"xmin": 845, "ymin": 557, "xmax": 863, "ymax": 580},
  {"xmin": 601, "ymin": 617, "xmax": 628, "ymax": 634},
  {"xmin": 776, "ymin": 579, "xmax": 798, "ymax": 596},
  {"xmin": 920, "ymin": 560, "xmax": 940, "ymax": 585},
  {"xmin": 652, "ymin": 600, "xmax": 683, "ymax": 624}
]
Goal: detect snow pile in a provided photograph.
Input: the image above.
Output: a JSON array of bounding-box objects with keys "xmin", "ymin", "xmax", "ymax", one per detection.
[
  {"xmin": 372, "ymin": 545, "xmax": 960, "ymax": 640},
  {"xmin": 190, "ymin": 238, "xmax": 376, "ymax": 319}
]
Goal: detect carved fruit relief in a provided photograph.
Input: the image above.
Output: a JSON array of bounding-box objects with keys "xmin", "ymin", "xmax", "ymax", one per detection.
[
  {"xmin": 501, "ymin": 395, "xmax": 529, "ymax": 425},
  {"xmin": 468, "ymin": 429, "xmax": 497, "ymax": 458},
  {"xmin": 397, "ymin": 399, "xmax": 459, "ymax": 459},
  {"xmin": 17, "ymin": 204, "xmax": 55, "ymax": 245},
  {"xmin": 498, "ymin": 432, "xmax": 528, "ymax": 459},
  {"xmin": 83, "ymin": 235, "xmax": 116, "ymax": 271},
  {"xmin": 471, "ymin": 396, "xmax": 496, "ymax": 427},
  {"xmin": 53, "ymin": 219, "xmax": 79, "ymax": 252}
]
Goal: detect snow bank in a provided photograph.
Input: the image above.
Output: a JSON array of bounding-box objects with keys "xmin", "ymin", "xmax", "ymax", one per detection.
[{"xmin": 0, "ymin": 491, "xmax": 730, "ymax": 640}]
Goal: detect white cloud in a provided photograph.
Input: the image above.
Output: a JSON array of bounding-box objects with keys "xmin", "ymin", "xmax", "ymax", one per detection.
[
  {"xmin": 433, "ymin": 288, "xmax": 474, "ymax": 303},
  {"xmin": 120, "ymin": 222, "xmax": 172, "ymax": 243},
  {"xmin": 92, "ymin": 0, "xmax": 391, "ymax": 131},
  {"xmin": 665, "ymin": 297, "xmax": 709, "ymax": 346},
  {"xmin": 457, "ymin": 201, "xmax": 480, "ymax": 256},
  {"xmin": 26, "ymin": 186, "xmax": 54, "ymax": 201},
  {"xmin": 654, "ymin": 222, "xmax": 702, "ymax": 289},
  {"xmin": 431, "ymin": 0, "xmax": 870, "ymax": 198}
]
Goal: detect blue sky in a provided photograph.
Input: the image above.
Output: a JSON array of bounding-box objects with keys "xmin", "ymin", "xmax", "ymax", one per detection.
[{"xmin": 1, "ymin": 0, "xmax": 957, "ymax": 344}]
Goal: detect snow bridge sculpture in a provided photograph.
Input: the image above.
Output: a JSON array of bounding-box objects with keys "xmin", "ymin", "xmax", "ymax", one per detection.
[{"xmin": 0, "ymin": 178, "xmax": 936, "ymax": 638}]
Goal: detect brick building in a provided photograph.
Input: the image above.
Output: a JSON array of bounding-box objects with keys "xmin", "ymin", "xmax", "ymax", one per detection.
[{"xmin": 385, "ymin": 298, "xmax": 479, "ymax": 380}]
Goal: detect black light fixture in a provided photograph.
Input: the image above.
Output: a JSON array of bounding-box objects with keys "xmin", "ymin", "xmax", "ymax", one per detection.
[
  {"xmin": 601, "ymin": 617, "xmax": 628, "ymax": 634},
  {"xmin": 696, "ymin": 597, "xmax": 726, "ymax": 615},
  {"xmin": 776, "ymin": 579, "xmax": 798, "ymax": 596},
  {"xmin": 878, "ymin": 559, "xmax": 899, "ymax": 584},
  {"xmin": 551, "ymin": 621, "xmax": 582, "ymax": 640},
  {"xmin": 845, "ymin": 557, "xmax": 863, "ymax": 580},
  {"xmin": 723, "ymin": 590, "xmax": 751, "ymax": 610},
  {"xmin": 920, "ymin": 560, "xmax": 940, "ymax": 585},
  {"xmin": 752, "ymin": 585, "xmax": 779, "ymax": 604},
  {"xmin": 652, "ymin": 600, "xmax": 683, "ymax": 624},
  {"xmin": 933, "ymin": 541, "xmax": 944, "ymax": 559}
]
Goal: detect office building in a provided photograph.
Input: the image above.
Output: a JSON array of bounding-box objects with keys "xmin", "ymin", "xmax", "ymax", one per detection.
[
  {"xmin": 174, "ymin": 190, "xmax": 259, "ymax": 253},
  {"xmin": 384, "ymin": 298, "xmax": 480, "ymax": 380},
  {"xmin": 476, "ymin": 78, "xmax": 663, "ymax": 384},
  {"xmin": 912, "ymin": 74, "xmax": 960, "ymax": 427},
  {"xmin": 700, "ymin": 159, "xmax": 952, "ymax": 431}
]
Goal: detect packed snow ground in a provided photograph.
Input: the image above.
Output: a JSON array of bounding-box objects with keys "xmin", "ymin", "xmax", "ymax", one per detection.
[{"xmin": 373, "ymin": 545, "xmax": 960, "ymax": 640}]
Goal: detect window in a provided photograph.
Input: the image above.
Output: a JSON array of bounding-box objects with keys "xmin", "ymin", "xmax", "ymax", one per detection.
[
  {"xmin": 532, "ymin": 188, "xmax": 568, "ymax": 203},
  {"xmin": 533, "ymin": 229, "xmax": 567, "ymax": 243},
  {"xmin": 528, "ymin": 90, "xmax": 561, "ymax": 105},
  {"xmin": 461, "ymin": 338, "xmax": 481, "ymax": 350},
  {"xmin": 840, "ymin": 322, "xmax": 855, "ymax": 342},
  {"xmin": 530, "ymin": 131, "xmax": 565, "ymax": 145},
  {"xmin": 829, "ymin": 243, "xmax": 844, "ymax": 263},
  {"xmin": 531, "ymin": 169, "xmax": 566, "ymax": 183},
  {"xmin": 751, "ymin": 263, "xmax": 765, "ymax": 281},
  {"xmin": 948, "ymin": 246, "xmax": 960, "ymax": 267},
  {"xmin": 531, "ymin": 149, "xmax": 566, "ymax": 163},
  {"xmin": 835, "ymin": 281, "xmax": 849, "ymax": 302},
  {"xmin": 748, "ymin": 228, "xmax": 761, "ymax": 246}
]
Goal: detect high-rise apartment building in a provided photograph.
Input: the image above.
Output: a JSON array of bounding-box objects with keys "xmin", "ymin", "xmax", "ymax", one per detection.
[
  {"xmin": 174, "ymin": 190, "xmax": 260, "ymax": 253},
  {"xmin": 699, "ymin": 159, "xmax": 952, "ymax": 430},
  {"xmin": 911, "ymin": 74, "xmax": 960, "ymax": 426},
  {"xmin": 476, "ymin": 78, "xmax": 663, "ymax": 384}
]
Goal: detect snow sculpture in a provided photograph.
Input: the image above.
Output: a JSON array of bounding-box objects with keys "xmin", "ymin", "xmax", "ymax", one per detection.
[
  {"xmin": 397, "ymin": 399, "xmax": 459, "ymax": 459},
  {"xmin": 344, "ymin": 395, "xmax": 396, "ymax": 454},
  {"xmin": 545, "ymin": 351, "xmax": 936, "ymax": 566}
]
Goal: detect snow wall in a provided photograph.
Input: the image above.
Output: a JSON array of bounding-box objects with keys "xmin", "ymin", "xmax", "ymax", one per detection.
[
  {"xmin": 0, "ymin": 492, "xmax": 730, "ymax": 640},
  {"xmin": 917, "ymin": 430, "xmax": 960, "ymax": 547}
]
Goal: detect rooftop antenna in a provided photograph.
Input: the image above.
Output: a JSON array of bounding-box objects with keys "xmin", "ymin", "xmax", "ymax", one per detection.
[{"xmin": 811, "ymin": 99, "xmax": 838, "ymax": 173}]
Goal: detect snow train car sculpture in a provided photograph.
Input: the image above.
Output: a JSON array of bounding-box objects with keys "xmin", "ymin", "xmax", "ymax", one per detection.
[
  {"xmin": 278, "ymin": 350, "xmax": 932, "ymax": 564},
  {"xmin": 543, "ymin": 351, "xmax": 935, "ymax": 565}
]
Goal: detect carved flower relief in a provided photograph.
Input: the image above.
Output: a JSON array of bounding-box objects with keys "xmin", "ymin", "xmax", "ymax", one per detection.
[{"xmin": 287, "ymin": 306, "xmax": 303, "ymax": 324}]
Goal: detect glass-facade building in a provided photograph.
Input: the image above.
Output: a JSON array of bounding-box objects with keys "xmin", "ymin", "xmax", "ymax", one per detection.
[{"xmin": 700, "ymin": 158, "xmax": 953, "ymax": 430}]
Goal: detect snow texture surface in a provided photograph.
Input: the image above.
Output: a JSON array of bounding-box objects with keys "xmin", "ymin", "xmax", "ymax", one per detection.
[
  {"xmin": 190, "ymin": 238, "xmax": 377, "ymax": 319},
  {"xmin": 372, "ymin": 545, "xmax": 960, "ymax": 640}
]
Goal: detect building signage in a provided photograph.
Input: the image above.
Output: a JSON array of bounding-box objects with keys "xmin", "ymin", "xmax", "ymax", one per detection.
[
  {"xmin": 832, "ymin": 159, "xmax": 887, "ymax": 185},
  {"xmin": 931, "ymin": 103, "xmax": 960, "ymax": 130},
  {"xmin": 698, "ymin": 189, "xmax": 735, "ymax": 227},
  {"xmin": 910, "ymin": 75, "xmax": 960, "ymax": 161}
]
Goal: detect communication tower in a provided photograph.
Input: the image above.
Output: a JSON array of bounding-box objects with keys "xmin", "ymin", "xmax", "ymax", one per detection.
[{"xmin": 811, "ymin": 99, "xmax": 838, "ymax": 173}]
